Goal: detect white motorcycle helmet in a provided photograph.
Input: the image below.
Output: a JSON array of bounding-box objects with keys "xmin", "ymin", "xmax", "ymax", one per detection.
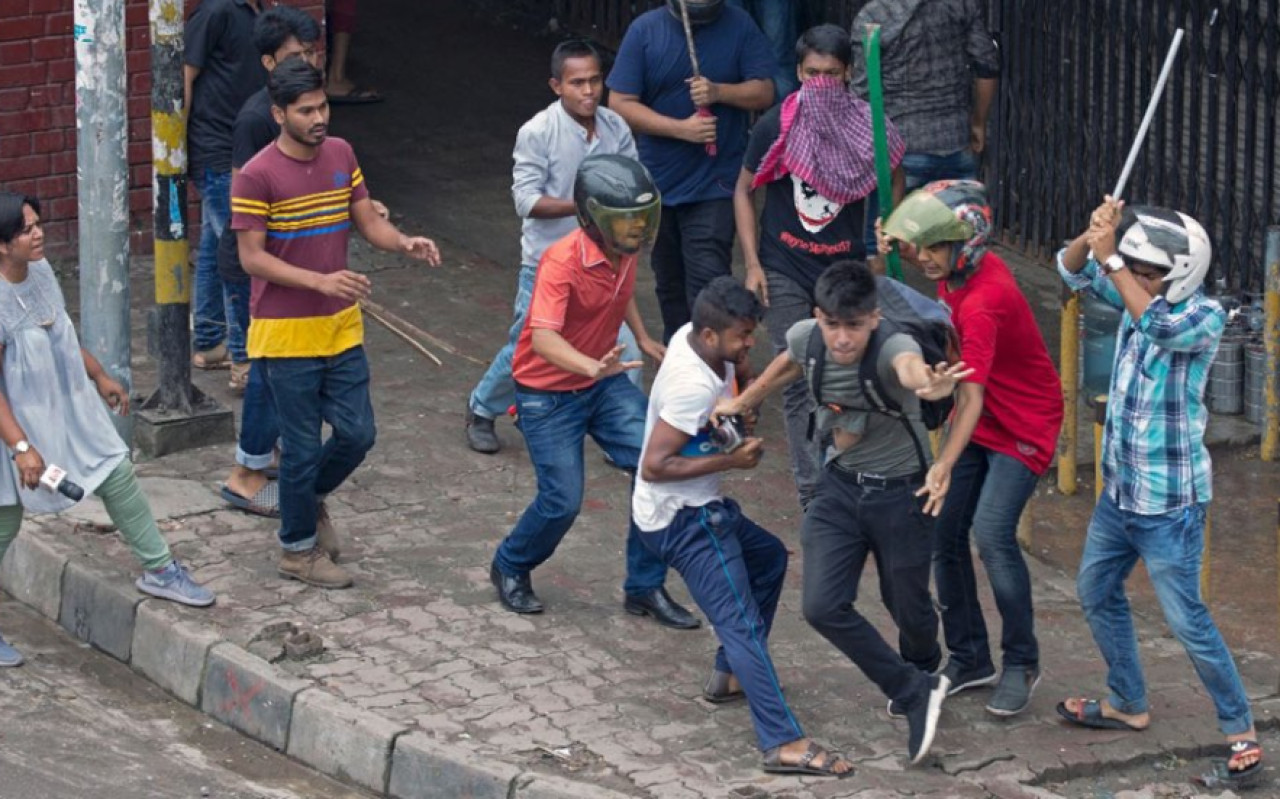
[{"xmin": 1115, "ymin": 206, "xmax": 1212, "ymax": 303}]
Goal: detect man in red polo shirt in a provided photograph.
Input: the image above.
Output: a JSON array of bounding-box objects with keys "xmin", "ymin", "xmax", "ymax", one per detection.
[{"xmin": 490, "ymin": 154, "xmax": 698, "ymax": 630}]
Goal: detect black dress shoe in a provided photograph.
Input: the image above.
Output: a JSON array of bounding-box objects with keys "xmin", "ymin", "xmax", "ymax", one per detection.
[
  {"xmin": 624, "ymin": 587, "xmax": 701, "ymax": 629},
  {"xmin": 490, "ymin": 564, "xmax": 543, "ymax": 614}
]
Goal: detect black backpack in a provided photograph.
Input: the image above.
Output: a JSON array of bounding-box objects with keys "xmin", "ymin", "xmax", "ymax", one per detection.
[{"xmin": 804, "ymin": 276, "xmax": 960, "ymax": 471}]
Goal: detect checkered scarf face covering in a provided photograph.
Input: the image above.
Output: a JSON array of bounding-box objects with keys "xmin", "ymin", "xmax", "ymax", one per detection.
[{"xmin": 752, "ymin": 75, "xmax": 904, "ymax": 204}]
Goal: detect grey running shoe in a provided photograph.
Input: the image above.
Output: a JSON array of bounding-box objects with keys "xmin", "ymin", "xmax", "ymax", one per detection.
[
  {"xmin": 136, "ymin": 560, "xmax": 216, "ymax": 607},
  {"xmin": 985, "ymin": 666, "xmax": 1041, "ymax": 717}
]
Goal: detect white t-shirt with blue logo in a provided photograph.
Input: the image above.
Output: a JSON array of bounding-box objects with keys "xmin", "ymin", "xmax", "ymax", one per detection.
[{"xmin": 632, "ymin": 323, "xmax": 737, "ymax": 532}]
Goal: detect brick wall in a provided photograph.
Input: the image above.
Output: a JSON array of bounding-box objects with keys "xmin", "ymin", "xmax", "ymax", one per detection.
[{"xmin": 0, "ymin": 0, "xmax": 325, "ymax": 260}]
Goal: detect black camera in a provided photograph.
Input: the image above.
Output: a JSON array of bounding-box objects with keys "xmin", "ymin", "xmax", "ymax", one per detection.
[{"xmin": 709, "ymin": 415, "xmax": 747, "ymax": 453}]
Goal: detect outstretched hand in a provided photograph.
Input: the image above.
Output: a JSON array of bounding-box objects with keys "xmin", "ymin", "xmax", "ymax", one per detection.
[
  {"xmin": 595, "ymin": 343, "xmax": 642, "ymax": 379},
  {"xmin": 916, "ymin": 361, "xmax": 974, "ymax": 401}
]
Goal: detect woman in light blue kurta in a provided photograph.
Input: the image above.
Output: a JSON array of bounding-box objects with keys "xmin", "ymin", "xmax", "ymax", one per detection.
[{"xmin": 0, "ymin": 193, "xmax": 216, "ymax": 667}]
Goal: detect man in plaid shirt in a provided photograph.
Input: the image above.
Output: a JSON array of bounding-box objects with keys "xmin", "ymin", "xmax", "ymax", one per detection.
[{"xmin": 1055, "ymin": 197, "xmax": 1262, "ymax": 786}]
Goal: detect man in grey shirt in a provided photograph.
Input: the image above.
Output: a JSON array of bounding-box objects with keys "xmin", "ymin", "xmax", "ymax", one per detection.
[
  {"xmin": 466, "ymin": 40, "xmax": 644, "ymax": 453},
  {"xmin": 715, "ymin": 260, "xmax": 970, "ymax": 765},
  {"xmin": 850, "ymin": 0, "xmax": 999, "ymax": 248}
]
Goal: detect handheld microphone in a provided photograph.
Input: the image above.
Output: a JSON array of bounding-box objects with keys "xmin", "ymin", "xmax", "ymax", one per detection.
[{"xmin": 40, "ymin": 464, "xmax": 85, "ymax": 501}]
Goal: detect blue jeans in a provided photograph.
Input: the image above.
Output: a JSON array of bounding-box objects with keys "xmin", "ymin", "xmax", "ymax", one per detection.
[
  {"xmin": 638, "ymin": 499, "xmax": 802, "ymax": 751},
  {"xmin": 260, "ymin": 346, "xmax": 377, "ymax": 551},
  {"xmin": 726, "ymin": 0, "xmax": 797, "ymax": 100},
  {"xmin": 863, "ymin": 149, "xmax": 979, "ymax": 251},
  {"xmin": 1077, "ymin": 492, "xmax": 1252, "ymax": 735},
  {"xmin": 192, "ymin": 168, "xmax": 231, "ymax": 352},
  {"xmin": 225, "ymin": 278, "xmax": 279, "ymax": 470},
  {"xmin": 468, "ymin": 264, "xmax": 642, "ymax": 421},
  {"xmin": 493, "ymin": 375, "xmax": 667, "ymax": 595},
  {"xmin": 932, "ymin": 445, "xmax": 1040, "ymax": 670}
]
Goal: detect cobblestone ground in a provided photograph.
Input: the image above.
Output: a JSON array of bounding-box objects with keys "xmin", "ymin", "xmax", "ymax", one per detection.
[{"xmin": 26, "ymin": 240, "xmax": 1275, "ymax": 798}]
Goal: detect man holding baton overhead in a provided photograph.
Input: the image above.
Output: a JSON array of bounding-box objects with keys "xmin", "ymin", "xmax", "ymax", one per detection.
[{"xmin": 609, "ymin": 0, "xmax": 775, "ymax": 342}]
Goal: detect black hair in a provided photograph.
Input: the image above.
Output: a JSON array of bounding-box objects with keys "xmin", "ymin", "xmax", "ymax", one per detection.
[
  {"xmin": 0, "ymin": 192, "xmax": 38, "ymax": 245},
  {"xmin": 814, "ymin": 260, "xmax": 877, "ymax": 320},
  {"xmin": 254, "ymin": 6, "xmax": 321, "ymax": 58},
  {"xmin": 795, "ymin": 23, "xmax": 852, "ymax": 67},
  {"xmin": 691, "ymin": 276, "xmax": 763, "ymax": 333},
  {"xmin": 268, "ymin": 58, "xmax": 325, "ymax": 110},
  {"xmin": 551, "ymin": 39, "xmax": 600, "ymax": 80}
]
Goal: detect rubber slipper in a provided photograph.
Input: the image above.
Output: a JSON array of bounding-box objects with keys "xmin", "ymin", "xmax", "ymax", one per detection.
[
  {"xmin": 1055, "ymin": 698, "xmax": 1146, "ymax": 731},
  {"xmin": 326, "ymin": 86, "xmax": 382, "ymax": 105},
  {"xmin": 220, "ymin": 483, "xmax": 279, "ymax": 518},
  {"xmin": 762, "ymin": 740, "xmax": 855, "ymax": 779}
]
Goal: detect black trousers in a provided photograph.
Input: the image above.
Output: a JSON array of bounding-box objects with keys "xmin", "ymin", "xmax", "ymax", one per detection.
[
  {"xmin": 650, "ymin": 199, "xmax": 735, "ymax": 343},
  {"xmin": 800, "ymin": 466, "xmax": 940, "ymax": 705}
]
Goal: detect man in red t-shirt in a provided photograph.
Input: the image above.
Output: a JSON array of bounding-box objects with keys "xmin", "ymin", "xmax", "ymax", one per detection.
[
  {"xmin": 490, "ymin": 155, "xmax": 697, "ymax": 631},
  {"xmin": 882, "ymin": 180, "xmax": 1062, "ymax": 717}
]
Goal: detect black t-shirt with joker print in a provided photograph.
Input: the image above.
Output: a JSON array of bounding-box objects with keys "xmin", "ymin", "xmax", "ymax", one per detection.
[{"xmin": 743, "ymin": 104, "xmax": 868, "ymax": 296}]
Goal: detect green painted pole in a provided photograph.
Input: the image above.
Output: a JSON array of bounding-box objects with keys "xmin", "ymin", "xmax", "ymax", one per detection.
[{"xmin": 863, "ymin": 23, "xmax": 902, "ymax": 281}]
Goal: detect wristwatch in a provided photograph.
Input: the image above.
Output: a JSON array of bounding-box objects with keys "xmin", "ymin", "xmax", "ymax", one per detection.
[
  {"xmin": 1102, "ymin": 254, "xmax": 1127, "ymax": 275},
  {"xmin": 11, "ymin": 440, "xmax": 29, "ymax": 459}
]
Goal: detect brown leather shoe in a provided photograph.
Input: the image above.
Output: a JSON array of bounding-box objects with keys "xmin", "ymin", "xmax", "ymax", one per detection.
[
  {"xmin": 315, "ymin": 502, "xmax": 341, "ymax": 560},
  {"xmin": 278, "ymin": 547, "xmax": 352, "ymax": 589}
]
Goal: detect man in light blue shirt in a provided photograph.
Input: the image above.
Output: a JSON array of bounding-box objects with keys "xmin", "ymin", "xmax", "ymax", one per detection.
[{"xmin": 466, "ymin": 40, "xmax": 647, "ymax": 453}]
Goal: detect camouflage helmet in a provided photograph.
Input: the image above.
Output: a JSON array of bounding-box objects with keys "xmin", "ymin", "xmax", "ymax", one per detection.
[{"xmin": 883, "ymin": 180, "xmax": 993, "ymax": 275}]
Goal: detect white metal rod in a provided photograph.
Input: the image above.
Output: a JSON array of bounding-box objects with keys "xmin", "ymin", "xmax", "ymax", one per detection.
[{"xmin": 1112, "ymin": 28, "xmax": 1185, "ymax": 199}]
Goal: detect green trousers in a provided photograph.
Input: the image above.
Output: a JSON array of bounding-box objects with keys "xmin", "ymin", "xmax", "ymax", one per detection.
[{"xmin": 0, "ymin": 459, "xmax": 173, "ymax": 572}]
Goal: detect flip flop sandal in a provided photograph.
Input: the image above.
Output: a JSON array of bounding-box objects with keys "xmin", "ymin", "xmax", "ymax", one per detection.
[
  {"xmin": 762, "ymin": 740, "xmax": 855, "ymax": 779},
  {"xmin": 192, "ymin": 344, "xmax": 231, "ymax": 370},
  {"xmin": 1226, "ymin": 740, "xmax": 1264, "ymax": 785},
  {"xmin": 220, "ymin": 482, "xmax": 280, "ymax": 518},
  {"xmin": 1055, "ymin": 698, "xmax": 1147, "ymax": 731}
]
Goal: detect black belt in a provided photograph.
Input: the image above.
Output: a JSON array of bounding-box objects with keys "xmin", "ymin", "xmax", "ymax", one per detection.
[
  {"xmin": 830, "ymin": 464, "xmax": 925, "ymax": 490},
  {"xmin": 514, "ymin": 381, "xmax": 592, "ymax": 396}
]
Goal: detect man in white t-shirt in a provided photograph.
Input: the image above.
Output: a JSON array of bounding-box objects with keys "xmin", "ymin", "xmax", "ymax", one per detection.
[{"xmin": 632, "ymin": 276, "xmax": 854, "ymax": 779}]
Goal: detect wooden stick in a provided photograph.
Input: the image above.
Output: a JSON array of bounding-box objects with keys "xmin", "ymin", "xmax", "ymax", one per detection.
[
  {"xmin": 361, "ymin": 301, "xmax": 443, "ymax": 366},
  {"xmin": 360, "ymin": 298, "xmax": 488, "ymax": 366}
]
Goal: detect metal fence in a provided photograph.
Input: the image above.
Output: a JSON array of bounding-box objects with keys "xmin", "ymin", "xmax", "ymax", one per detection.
[
  {"xmin": 559, "ymin": 0, "xmax": 1279, "ymax": 291},
  {"xmin": 990, "ymin": 0, "xmax": 1279, "ymax": 292}
]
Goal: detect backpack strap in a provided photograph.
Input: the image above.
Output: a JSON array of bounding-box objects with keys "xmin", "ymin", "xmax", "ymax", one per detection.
[
  {"xmin": 859, "ymin": 323, "xmax": 930, "ymax": 474},
  {"xmin": 805, "ymin": 325, "xmax": 826, "ymax": 442}
]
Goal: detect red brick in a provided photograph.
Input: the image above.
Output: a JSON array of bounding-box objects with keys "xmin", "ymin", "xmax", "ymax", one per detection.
[
  {"xmin": 5, "ymin": 153, "xmax": 50, "ymax": 180},
  {"xmin": 125, "ymin": 47, "xmax": 148, "ymax": 73},
  {"xmin": 47, "ymin": 58, "xmax": 72, "ymax": 82},
  {"xmin": 36, "ymin": 174, "xmax": 70, "ymax": 199},
  {"xmin": 127, "ymin": 27, "xmax": 149, "ymax": 50},
  {"xmin": 31, "ymin": 37, "xmax": 70, "ymax": 61},
  {"xmin": 49, "ymin": 105, "xmax": 73, "ymax": 127},
  {"xmin": 26, "ymin": 85, "xmax": 58, "ymax": 108},
  {"xmin": 48, "ymin": 197, "xmax": 78, "ymax": 220},
  {"xmin": 129, "ymin": 186, "xmax": 150, "ymax": 212},
  {"xmin": 44, "ymin": 13, "xmax": 71, "ymax": 35},
  {"xmin": 0, "ymin": 41, "xmax": 31, "ymax": 65},
  {"xmin": 15, "ymin": 107, "xmax": 50, "ymax": 128},
  {"xmin": 0, "ymin": 87, "xmax": 30, "ymax": 110},
  {"xmin": 0, "ymin": 17, "xmax": 42, "ymax": 42},
  {"xmin": 0, "ymin": 134, "xmax": 30, "ymax": 157},
  {"xmin": 31, "ymin": 129, "xmax": 63, "ymax": 153},
  {"xmin": 0, "ymin": 1, "xmax": 32, "ymax": 18},
  {"xmin": 125, "ymin": 3, "xmax": 148, "ymax": 26},
  {"xmin": 126, "ymin": 95, "xmax": 149, "ymax": 119},
  {"xmin": 50, "ymin": 149, "xmax": 76, "ymax": 174},
  {"xmin": 128, "ymin": 140, "xmax": 149, "ymax": 163},
  {"xmin": 0, "ymin": 62, "xmax": 46, "ymax": 86},
  {"xmin": 30, "ymin": 0, "xmax": 63, "ymax": 11}
]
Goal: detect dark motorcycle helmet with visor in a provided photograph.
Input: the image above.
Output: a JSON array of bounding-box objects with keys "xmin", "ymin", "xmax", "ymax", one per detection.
[{"xmin": 574, "ymin": 154, "xmax": 662, "ymax": 256}]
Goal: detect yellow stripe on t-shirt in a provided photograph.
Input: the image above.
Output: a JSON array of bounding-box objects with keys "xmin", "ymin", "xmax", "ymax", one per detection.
[
  {"xmin": 247, "ymin": 304, "xmax": 365, "ymax": 359},
  {"xmin": 271, "ymin": 188, "xmax": 354, "ymax": 213}
]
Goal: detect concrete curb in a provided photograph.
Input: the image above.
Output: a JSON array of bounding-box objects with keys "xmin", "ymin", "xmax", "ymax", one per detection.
[{"xmin": 0, "ymin": 521, "xmax": 640, "ymax": 799}]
